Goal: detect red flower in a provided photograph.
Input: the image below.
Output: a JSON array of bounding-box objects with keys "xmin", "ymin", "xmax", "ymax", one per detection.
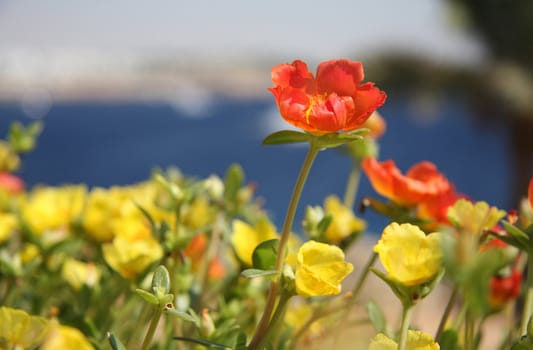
[
  {"xmin": 361, "ymin": 157, "xmax": 452, "ymax": 206},
  {"xmin": 418, "ymin": 188, "xmax": 467, "ymax": 227},
  {"xmin": 269, "ymin": 59, "xmax": 386, "ymax": 134},
  {"xmin": 527, "ymin": 177, "xmax": 533, "ymax": 210},
  {"xmin": 489, "ymin": 268, "xmax": 522, "ymax": 310},
  {"xmin": 0, "ymin": 172, "xmax": 24, "ymax": 194}
]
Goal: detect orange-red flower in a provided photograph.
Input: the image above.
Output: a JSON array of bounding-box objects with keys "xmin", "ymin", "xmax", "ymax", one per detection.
[
  {"xmin": 362, "ymin": 157, "xmax": 452, "ymax": 206},
  {"xmin": 489, "ymin": 268, "xmax": 522, "ymax": 310},
  {"xmin": 183, "ymin": 233, "xmax": 226, "ymax": 281},
  {"xmin": 527, "ymin": 177, "xmax": 533, "ymax": 210},
  {"xmin": 418, "ymin": 188, "xmax": 467, "ymax": 227},
  {"xmin": 0, "ymin": 172, "xmax": 24, "ymax": 194},
  {"xmin": 269, "ymin": 59, "xmax": 386, "ymax": 134}
]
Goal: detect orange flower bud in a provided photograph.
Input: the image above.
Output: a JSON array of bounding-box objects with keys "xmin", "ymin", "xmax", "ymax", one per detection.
[{"xmin": 361, "ymin": 111, "xmax": 386, "ymax": 139}]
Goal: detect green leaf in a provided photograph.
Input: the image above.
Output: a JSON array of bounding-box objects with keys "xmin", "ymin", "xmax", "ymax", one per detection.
[
  {"xmin": 316, "ymin": 132, "xmax": 364, "ymax": 149},
  {"xmin": 240, "ymin": 269, "xmax": 279, "ymax": 278},
  {"xmin": 107, "ymin": 333, "xmax": 127, "ymax": 350},
  {"xmin": 489, "ymin": 231, "xmax": 529, "ymax": 252},
  {"xmin": 165, "ymin": 308, "xmax": 199, "ymax": 324},
  {"xmin": 262, "ymin": 130, "xmax": 310, "ymax": 145},
  {"xmin": 134, "ymin": 201, "xmax": 158, "ymax": 235},
  {"xmin": 366, "ymin": 301, "xmax": 387, "ymax": 334},
  {"xmin": 173, "ymin": 336, "xmax": 231, "ymax": 349},
  {"xmin": 370, "ymin": 268, "xmax": 405, "ymax": 302},
  {"xmin": 135, "ymin": 289, "xmax": 159, "ymax": 305},
  {"xmin": 8, "ymin": 121, "xmax": 43, "ymax": 153},
  {"xmin": 463, "ymin": 248, "xmax": 510, "ymax": 316},
  {"xmin": 316, "ymin": 214, "xmax": 333, "ymax": 239},
  {"xmin": 152, "ymin": 265, "xmax": 171, "ymax": 296},
  {"xmin": 234, "ymin": 332, "xmax": 247, "ymax": 350},
  {"xmin": 439, "ymin": 329, "xmax": 460, "ymax": 350},
  {"xmin": 252, "ymin": 239, "xmax": 279, "ymax": 270},
  {"xmin": 224, "ymin": 163, "xmax": 244, "ymax": 203},
  {"xmin": 501, "ymin": 221, "xmax": 530, "ymax": 249}
]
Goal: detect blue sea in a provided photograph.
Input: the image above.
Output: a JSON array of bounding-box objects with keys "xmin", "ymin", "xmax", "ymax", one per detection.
[{"xmin": 0, "ymin": 94, "xmax": 512, "ymax": 233}]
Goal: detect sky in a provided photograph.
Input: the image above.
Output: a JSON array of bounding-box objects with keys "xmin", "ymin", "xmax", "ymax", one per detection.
[{"xmin": 0, "ymin": 0, "xmax": 484, "ymax": 64}]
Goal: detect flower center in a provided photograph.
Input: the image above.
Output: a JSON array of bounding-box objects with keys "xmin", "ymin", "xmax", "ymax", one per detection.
[{"xmin": 304, "ymin": 94, "xmax": 327, "ymax": 124}]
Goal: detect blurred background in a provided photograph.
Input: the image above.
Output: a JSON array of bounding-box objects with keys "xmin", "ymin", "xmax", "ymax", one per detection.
[{"xmin": 1, "ymin": 0, "xmax": 532, "ymax": 231}]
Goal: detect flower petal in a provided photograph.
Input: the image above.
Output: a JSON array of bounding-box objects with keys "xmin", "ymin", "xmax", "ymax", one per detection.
[
  {"xmin": 347, "ymin": 83, "xmax": 387, "ymax": 130},
  {"xmin": 316, "ymin": 59, "xmax": 363, "ymax": 95},
  {"xmin": 271, "ymin": 60, "xmax": 315, "ymax": 92}
]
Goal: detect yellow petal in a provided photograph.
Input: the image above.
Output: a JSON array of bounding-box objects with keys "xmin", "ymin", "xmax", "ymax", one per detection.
[{"xmin": 374, "ymin": 222, "xmax": 442, "ymax": 286}]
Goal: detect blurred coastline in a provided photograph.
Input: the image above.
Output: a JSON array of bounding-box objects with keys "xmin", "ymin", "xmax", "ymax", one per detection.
[{"xmin": 0, "ymin": 49, "xmax": 273, "ymax": 105}]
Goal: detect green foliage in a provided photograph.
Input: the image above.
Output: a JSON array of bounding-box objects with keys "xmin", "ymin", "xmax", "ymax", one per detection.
[
  {"xmin": 252, "ymin": 239, "xmax": 279, "ymax": 270},
  {"xmin": 8, "ymin": 121, "xmax": 43, "ymax": 153}
]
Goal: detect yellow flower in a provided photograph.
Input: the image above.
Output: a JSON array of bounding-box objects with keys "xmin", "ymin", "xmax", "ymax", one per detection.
[
  {"xmin": 447, "ymin": 199, "xmax": 506, "ymax": 235},
  {"xmin": 22, "ymin": 185, "xmax": 86, "ymax": 236},
  {"xmin": 83, "ymin": 183, "xmax": 174, "ymax": 242},
  {"xmin": 62, "ymin": 259, "xmax": 100, "ymax": 291},
  {"xmin": 285, "ymin": 300, "xmax": 323, "ymax": 339},
  {"xmin": 323, "ymin": 195, "xmax": 366, "ymax": 243},
  {"xmin": 41, "ymin": 322, "xmax": 95, "ymax": 350},
  {"xmin": 182, "ymin": 196, "xmax": 214, "ymax": 230},
  {"xmin": 231, "ymin": 217, "xmax": 278, "ymax": 266},
  {"xmin": 295, "ymin": 240, "xmax": 353, "ymax": 297},
  {"xmin": 83, "ymin": 187, "xmax": 122, "ymax": 242},
  {"xmin": 0, "ymin": 306, "xmax": 50, "ymax": 349},
  {"xmin": 369, "ymin": 330, "xmax": 440, "ymax": 349},
  {"xmin": 374, "ymin": 223, "xmax": 442, "ymax": 286},
  {"xmin": 0, "ymin": 212, "xmax": 17, "ymax": 243},
  {"xmin": 103, "ymin": 235, "xmax": 163, "ymax": 279},
  {"xmin": 369, "ymin": 330, "xmax": 439, "ymax": 349},
  {"xmin": 19, "ymin": 243, "xmax": 40, "ymax": 264}
]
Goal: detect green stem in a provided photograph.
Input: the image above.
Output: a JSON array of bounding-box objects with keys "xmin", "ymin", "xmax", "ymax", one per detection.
[
  {"xmin": 520, "ymin": 255, "xmax": 533, "ymax": 334},
  {"xmin": 290, "ymin": 221, "xmax": 378, "ymax": 347},
  {"xmin": 398, "ymin": 303, "xmax": 413, "ymax": 350},
  {"xmin": 141, "ymin": 307, "xmax": 164, "ymax": 350},
  {"xmin": 254, "ymin": 293, "xmax": 292, "ymax": 350},
  {"xmin": 352, "ymin": 252, "xmax": 378, "ymax": 296},
  {"xmin": 248, "ymin": 140, "xmax": 320, "ymax": 350},
  {"xmin": 464, "ymin": 309, "xmax": 474, "ymax": 350},
  {"xmin": 343, "ymin": 162, "xmax": 361, "ymax": 209},
  {"xmin": 194, "ymin": 213, "xmax": 224, "ymax": 309},
  {"xmin": 435, "ymin": 287, "xmax": 458, "ymax": 342}
]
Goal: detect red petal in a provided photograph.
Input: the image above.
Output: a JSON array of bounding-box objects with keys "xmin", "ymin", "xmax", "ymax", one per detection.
[
  {"xmin": 527, "ymin": 177, "xmax": 533, "ymax": 210},
  {"xmin": 316, "ymin": 59, "xmax": 363, "ymax": 96},
  {"xmin": 348, "ymin": 83, "xmax": 387, "ymax": 128},
  {"xmin": 361, "ymin": 158, "xmax": 397, "ymax": 200},
  {"xmin": 276, "ymin": 88, "xmax": 315, "ymax": 132},
  {"xmin": 271, "ymin": 60, "xmax": 315, "ymax": 92}
]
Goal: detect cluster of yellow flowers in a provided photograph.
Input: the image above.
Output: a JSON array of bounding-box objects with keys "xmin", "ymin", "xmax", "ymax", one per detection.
[{"xmin": 2, "ymin": 59, "xmax": 533, "ymax": 350}]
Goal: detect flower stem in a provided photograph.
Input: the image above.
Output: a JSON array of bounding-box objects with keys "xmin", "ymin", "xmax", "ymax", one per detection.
[
  {"xmin": 343, "ymin": 162, "xmax": 361, "ymax": 209},
  {"xmin": 352, "ymin": 252, "xmax": 378, "ymax": 296},
  {"xmin": 194, "ymin": 213, "xmax": 224, "ymax": 308},
  {"xmin": 141, "ymin": 307, "xmax": 163, "ymax": 350},
  {"xmin": 398, "ymin": 303, "xmax": 413, "ymax": 350},
  {"xmin": 435, "ymin": 287, "xmax": 458, "ymax": 342},
  {"xmin": 464, "ymin": 309, "xmax": 475, "ymax": 350},
  {"xmin": 248, "ymin": 139, "xmax": 320, "ymax": 350},
  {"xmin": 520, "ymin": 255, "xmax": 533, "ymax": 334},
  {"xmin": 253, "ymin": 292, "xmax": 292, "ymax": 350}
]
